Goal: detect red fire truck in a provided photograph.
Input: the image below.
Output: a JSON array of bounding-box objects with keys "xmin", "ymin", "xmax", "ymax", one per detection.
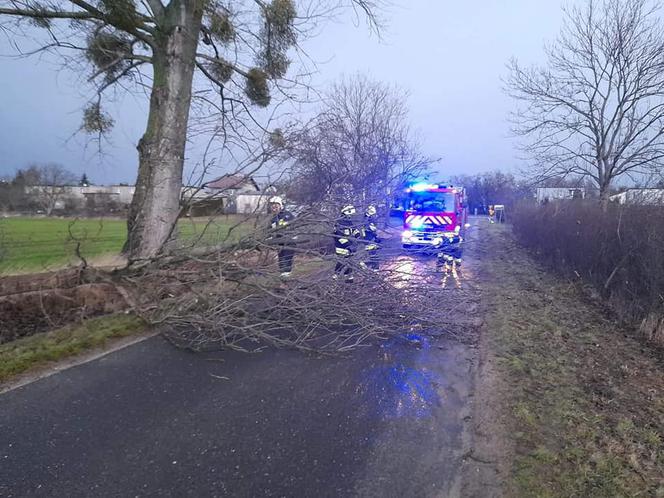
[{"xmin": 400, "ymin": 183, "xmax": 468, "ymax": 253}]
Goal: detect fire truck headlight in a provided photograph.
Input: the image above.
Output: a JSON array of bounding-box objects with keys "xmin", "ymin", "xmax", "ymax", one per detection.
[
  {"xmin": 402, "ymin": 230, "xmax": 413, "ymax": 242},
  {"xmin": 465, "ymin": 223, "xmax": 471, "ymax": 228}
]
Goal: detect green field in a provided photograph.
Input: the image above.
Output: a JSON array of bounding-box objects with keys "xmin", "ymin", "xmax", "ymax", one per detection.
[{"xmin": 0, "ymin": 216, "xmax": 257, "ymax": 274}]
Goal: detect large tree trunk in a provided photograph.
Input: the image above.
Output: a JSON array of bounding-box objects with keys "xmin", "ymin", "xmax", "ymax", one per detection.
[
  {"xmin": 597, "ymin": 159, "xmax": 611, "ymax": 211},
  {"xmin": 599, "ymin": 180, "xmax": 611, "ymax": 211},
  {"xmin": 124, "ymin": 1, "xmax": 204, "ymax": 261}
]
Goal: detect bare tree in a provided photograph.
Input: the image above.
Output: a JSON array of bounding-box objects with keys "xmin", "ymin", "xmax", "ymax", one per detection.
[
  {"xmin": 0, "ymin": 0, "xmax": 381, "ymax": 260},
  {"xmin": 30, "ymin": 163, "xmax": 77, "ymax": 216},
  {"xmin": 0, "ymin": 166, "xmax": 39, "ymax": 212},
  {"xmin": 507, "ymin": 0, "xmax": 664, "ymax": 205},
  {"xmin": 451, "ymin": 171, "xmax": 533, "ymax": 213},
  {"xmin": 281, "ymin": 75, "xmax": 433, "ymax": 206}
]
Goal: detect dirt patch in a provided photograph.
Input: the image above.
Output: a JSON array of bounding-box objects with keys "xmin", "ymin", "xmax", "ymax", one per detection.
[
  {"xmin": 479, "ymin": 223, "xmax": 664, "ymax": 497},
  {"xmin": 461, "ymin": 318, "xmax": 513, "ymax": 498},
  {"xmin": 0, "ymin": 268, "xmax": 129, "ymax": 343},
  {"xmin": 0, "ymin": 268, "xmax": 83, "ymax": 297}
]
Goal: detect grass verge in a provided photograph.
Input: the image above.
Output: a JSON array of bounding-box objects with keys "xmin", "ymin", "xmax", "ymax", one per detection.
[
  {"xmin": 0, "ymin": 216, "xmax": 256, "ymax": 274},
  {"xmin": 0, "ymin": 314, "xmax": 147, "ymax": 384},
  {"xmin": 482, "ymin": 223, "xmax": 664, "ymax": 497}
]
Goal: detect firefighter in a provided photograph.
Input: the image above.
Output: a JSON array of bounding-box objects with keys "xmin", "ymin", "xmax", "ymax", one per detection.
[
  {"xmin": 488, "ymin": 205, "xmax": 495, "ymax": 224},
  {"xmin": 268, "ymin": 196, "xmax": 295, "ymax": 278},
  {"xmin": 362, "ymin": 204, "xmax": 380, "ymax": 271},
  {"xmin": 333, "ymin": 204, "xmax": 360, "ymax": 281}
]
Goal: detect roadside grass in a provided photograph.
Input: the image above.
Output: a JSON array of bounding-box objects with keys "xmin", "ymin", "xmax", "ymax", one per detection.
[
  {"xmin": 0, "ymin": 216, "xmax": 257, "ymax": 274},
  {"xmin": 0, "ymin": 314, "xmax": 147, "ymax": 384},
  {"xmin": 0, "ymin": 217, "xmax": 126, "ymax": 273},
  {"xmin": 483, "ymin": 223, "xmax": 664, "ymax": 497}
]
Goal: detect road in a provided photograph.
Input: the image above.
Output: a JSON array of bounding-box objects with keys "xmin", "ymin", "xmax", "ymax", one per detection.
[{"xmin": 0, "ymin": 220, "xmax": 485, "ymax": 498}]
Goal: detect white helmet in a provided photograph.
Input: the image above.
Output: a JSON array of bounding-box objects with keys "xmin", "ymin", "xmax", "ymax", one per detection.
[
  {"xmin": 269, "ymin": 196, "xmax": 284, "ymax": 206},
  {"xmin": 341, "ymin": 204, "xmax": 356, "ymax": 216},
  {"xmin": 366, "ymin": 205, "xmax": 377, "ymax": 216}
]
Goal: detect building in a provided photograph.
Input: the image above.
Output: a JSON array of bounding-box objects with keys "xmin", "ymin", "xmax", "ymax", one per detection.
[
  {"xmin": 610, "ymin": 188, "xmax": 664, "ymax": 205},
  {"xmin": 536, "ymin": 187, "xmax": 585, "ymax": 203},
  {"xmin": 21, "ymin": 175, "xmax": 270, "ymax": 215},
  {"xmin": 24, "ymin": 184, "xmax": 136, "ymax": 213},
  {"xmin": 204, "ymin": 174, "xmax": 267, "ymax": 214}
]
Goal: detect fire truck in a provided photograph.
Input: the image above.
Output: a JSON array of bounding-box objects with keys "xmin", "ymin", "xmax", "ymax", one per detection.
[{"xmin": 400, "ymin": 183, "xmax": 468, "ymax": 251}]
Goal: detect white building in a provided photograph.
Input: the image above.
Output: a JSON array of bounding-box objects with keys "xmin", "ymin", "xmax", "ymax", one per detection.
[
  {"xmin": 204, "ymin": 174, "xmax": 268, "ymax": 214},
  {"xmin": 25, "ymin": 184, "xmax": 136, "ymax": 211},
  {"xmin": 610, "ymin": 189, "xmax": 664, "ymax": 205},
  {"xmin": 536, "ymin": 187, "xmax": 585, "ymax": 203},
  {"xmin": 24, "ymin": 175, "xmax": 272, "ymax": 214}
]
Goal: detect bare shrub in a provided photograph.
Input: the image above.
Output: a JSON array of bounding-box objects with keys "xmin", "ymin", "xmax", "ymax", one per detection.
[{"xmin": 512, "ymin": 201, "xmax": 664, "ymax": 344}]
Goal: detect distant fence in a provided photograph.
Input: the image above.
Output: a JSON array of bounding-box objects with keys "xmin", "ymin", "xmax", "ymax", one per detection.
[{"xmin": 512, "ymin": 201, "xmax": 664, "ymax": 345}]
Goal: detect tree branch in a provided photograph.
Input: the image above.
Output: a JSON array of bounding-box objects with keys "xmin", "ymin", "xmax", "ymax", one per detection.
[{"xmin": 0, "ymin": 6, "xmax": 95, "ymax": 19}]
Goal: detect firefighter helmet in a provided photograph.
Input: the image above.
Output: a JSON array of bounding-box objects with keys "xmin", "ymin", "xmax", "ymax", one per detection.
[
  {"xmin": 269, "ymin": 196, "xmax": 284, "ymax": 206},
  {"xmin": 365, "ymin": 205, "xmax": 377, "ymax": 216},
  {"xmin": 341, "ymin": 204, "xmax": 356, "ymax": 216}
]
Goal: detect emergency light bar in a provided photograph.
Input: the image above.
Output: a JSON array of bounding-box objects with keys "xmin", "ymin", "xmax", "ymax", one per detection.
[
  {"xmin": 405, "ymin": 182, "xmax": 455, "ymax": 192},
  {"xmin": 407, "ymin": 183, "xmax": 437, "ymax": 192}
]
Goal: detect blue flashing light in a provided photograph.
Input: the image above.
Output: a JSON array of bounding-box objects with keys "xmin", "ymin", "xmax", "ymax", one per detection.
[{"xmin": 410, "ymin": 182, "xmax": 434, "ymax": 192}]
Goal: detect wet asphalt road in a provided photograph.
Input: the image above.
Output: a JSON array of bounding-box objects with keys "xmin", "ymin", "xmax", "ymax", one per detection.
[{"xmin": 0, "ymin": 223, "xmax": 481, "ymax": 498}]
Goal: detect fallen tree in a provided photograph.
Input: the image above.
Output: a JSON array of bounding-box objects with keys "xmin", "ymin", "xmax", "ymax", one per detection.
[{"xmin": 112, "ymin": 205, "xmax": 474, "ymax": 353}]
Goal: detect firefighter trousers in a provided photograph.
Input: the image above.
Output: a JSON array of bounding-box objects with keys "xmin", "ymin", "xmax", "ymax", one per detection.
[
  {"xmin": 437, "ymin": 245, "xmax": 462, "ymax": 266},
  {"xmin": 334, "ymin": 260, "xmax": 352, "ymax": 276},
  {"xmin": 334, "ymin": 249, "xmax": 354, "ymax": 277},
  {"xmin": 278, "ymin": 247, "xmax": 294, "ymax": 273},
  {"xmin": 365, "ymin": 246, "xmax": 379, "ymax": 270}
]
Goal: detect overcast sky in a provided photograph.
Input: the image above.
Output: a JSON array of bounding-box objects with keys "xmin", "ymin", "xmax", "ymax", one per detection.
[{"xmin": 0, "ymin": 0, "xmax": 573, "ymax": 185}]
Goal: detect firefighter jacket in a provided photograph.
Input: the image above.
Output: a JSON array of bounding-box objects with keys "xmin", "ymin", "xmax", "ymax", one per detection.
[
  {"xmin": 362, "ymin": 215, "xmax": 380, "ymax": 251},
  {"xmin": 268, "ymin": 210, "xmax": 295, "ymax": 244},
  {"xmin": 334, "ymin": 217, "xmax": 360, "ymax": 257}
]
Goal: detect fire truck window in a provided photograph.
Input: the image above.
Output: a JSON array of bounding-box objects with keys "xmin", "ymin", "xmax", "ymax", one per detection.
[{"xmin": 408, "ymin": 192, "xmax": 455, "ymax": 211}]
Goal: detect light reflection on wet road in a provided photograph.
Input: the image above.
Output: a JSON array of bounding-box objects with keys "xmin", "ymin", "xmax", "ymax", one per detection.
[{"xmin": 358, "ymin": 334, "xmax": 440, "ymax": 420}]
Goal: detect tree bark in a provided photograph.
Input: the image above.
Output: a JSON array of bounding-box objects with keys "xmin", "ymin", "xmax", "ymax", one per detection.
[
  {"xmin": 599, "ymin": 182, "xmax": 611, "ymax": 211},
  {"xmin": 124, "ymin": 0, "xmax": 204, "ymax": 261}
]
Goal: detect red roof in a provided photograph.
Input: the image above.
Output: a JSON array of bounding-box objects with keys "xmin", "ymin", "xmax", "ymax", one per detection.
[{"xmin": 205, "ymin": 174, "xmax": 259, "ymax": 191}]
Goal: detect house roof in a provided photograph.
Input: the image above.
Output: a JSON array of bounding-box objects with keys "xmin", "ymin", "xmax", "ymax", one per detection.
[{"xmin": 205, "ymin": 174, "xmax": 259, "ymax": 191}]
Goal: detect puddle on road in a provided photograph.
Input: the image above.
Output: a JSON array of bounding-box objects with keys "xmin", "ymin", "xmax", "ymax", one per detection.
[{"xmin": 356, "ymin": 334, "xmax": 445, "ymax": 420}]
